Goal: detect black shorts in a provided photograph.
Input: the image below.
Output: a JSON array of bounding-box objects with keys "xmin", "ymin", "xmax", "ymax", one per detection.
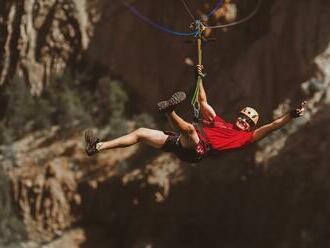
[{"xmin": 161, "ymin": 131, "xmax": 208, "ymax": 163}]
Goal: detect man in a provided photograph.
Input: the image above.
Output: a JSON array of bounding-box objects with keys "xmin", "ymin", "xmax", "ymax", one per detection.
[{"xmin": 85, "ymin": 65, "xmax": 306, "ymax": 163}]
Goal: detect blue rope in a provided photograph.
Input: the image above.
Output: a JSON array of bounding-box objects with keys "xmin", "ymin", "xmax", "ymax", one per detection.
[
  {"xmin": 207, "ymin": 0, "xmax": 225, "ymax": 18},
  {"xmin": 122, "ymin": 0, "xmax": 196, "ymax": 37}
]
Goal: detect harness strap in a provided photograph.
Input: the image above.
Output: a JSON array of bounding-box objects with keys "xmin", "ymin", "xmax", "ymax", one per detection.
[{"xmin": 193, "ymin": 120, "xmax": 213, "ymax": 154}]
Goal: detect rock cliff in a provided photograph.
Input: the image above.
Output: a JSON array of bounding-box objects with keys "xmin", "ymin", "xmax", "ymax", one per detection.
[{"xmin": 1, "ymin": 0, "xmax": 330, "ymax": 247}]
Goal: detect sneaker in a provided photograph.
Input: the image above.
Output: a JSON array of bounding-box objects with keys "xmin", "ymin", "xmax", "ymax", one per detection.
[
  {"xmin": 84, "ymin": 129, "xmax": 99, "ymax": 156},
  {"xmin": 157, "ymin": 91, "xmax": 186, "ymax": 113}
]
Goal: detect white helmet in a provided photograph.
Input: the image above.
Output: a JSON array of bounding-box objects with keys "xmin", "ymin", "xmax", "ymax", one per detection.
[{"xmin": 240, "ymin": 107, "xmax": 259, "ymax": 126}]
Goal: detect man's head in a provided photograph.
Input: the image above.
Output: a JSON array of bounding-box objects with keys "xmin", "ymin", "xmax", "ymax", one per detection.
[{"xmin": 235, "ymin": 107, "xmax": 259, "ymax": 131}]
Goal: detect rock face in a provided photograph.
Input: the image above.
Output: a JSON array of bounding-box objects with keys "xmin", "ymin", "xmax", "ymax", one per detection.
[
  {"xmin": 1, "ymin": 0, "xmax": 330, "ymax": 247},
  {"xmin": 0, "ymin": 125, "xmax": 183, "ymax": 243},
  {"xmin": 7, "ymin": 128, "xmax": 81, "ymax": 242},
  {"xmin": 0, "ymin": 0, "xmax": 98, "ymax": 95},
  {"xmin": 2, "ymin": 127, "xmax": 83, "ymax": 242}
]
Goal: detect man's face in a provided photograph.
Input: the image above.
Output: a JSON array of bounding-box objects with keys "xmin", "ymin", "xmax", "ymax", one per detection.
[{"xmin": 234, "ymin": 114, "xmax": 254, "ymax": 131}]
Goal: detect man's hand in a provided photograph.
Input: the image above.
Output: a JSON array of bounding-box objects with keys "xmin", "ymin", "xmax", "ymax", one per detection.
[
  {"xmin": 290, "ymin": 101, "xmax": 307, "ymax": 118},
  {"xmin": 251, "ymin": 101, "xmax": 307, "ymax": 143},
  {"xmin": 196, "ymin": 64, "xmax": 206, "ymax": 78}
]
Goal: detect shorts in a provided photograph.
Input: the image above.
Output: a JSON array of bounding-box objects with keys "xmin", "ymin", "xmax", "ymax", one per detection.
[{"xmin": 161, "ymin": 131, "xmax": 209, "ymax": 163}]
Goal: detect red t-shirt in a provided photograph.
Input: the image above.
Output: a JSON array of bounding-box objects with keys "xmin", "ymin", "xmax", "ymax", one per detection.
[{"xmin": 200, "ymin": 115, "xmax": 253, "ymax": 152}]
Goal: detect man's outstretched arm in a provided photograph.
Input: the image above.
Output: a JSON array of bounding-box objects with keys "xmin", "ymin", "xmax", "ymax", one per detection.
[
  {"xmin": 197, "ymin": 65, "xmax": 216, "ymax": 121},
  {"xmin": 251, "ymin": 102, "xmax": 306, "ymax": 142}
]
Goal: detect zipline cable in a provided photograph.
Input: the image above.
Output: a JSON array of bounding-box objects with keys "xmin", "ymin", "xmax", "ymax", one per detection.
[
  {"xmin": 207, "ymin": 0, "xmax": 225, "ymax": 18},
  {"xmin": 179, "ymin": 0, "xmax": 196, "ymax": 21},
  {"xmin": 120, "ymin": 0, "xmax": 197, "ymax": 36},
  {"xmin": 206, "ymin": 0, "xmax": 262, "ymax": 29},
  {"xmin": 119, "ymin": 0, "xmax": 226, "ymax": 37}
]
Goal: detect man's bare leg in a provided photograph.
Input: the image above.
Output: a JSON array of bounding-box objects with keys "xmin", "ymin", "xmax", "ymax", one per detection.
[
  {"xmin": 97, "ymin": 128, "xmax": 168, "ymax": 151},
  {"xmin": 157, "ymin": 91, "xmax": 199, "ymax": 149},
  {"xmin": 167, "ymin": 111, "xmax": 200, "ymax": 149}
]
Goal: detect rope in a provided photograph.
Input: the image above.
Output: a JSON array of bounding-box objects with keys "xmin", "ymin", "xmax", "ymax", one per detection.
[
  {"xmin": 191, "ymin": 36, "xmax": 202, "ymax": 106},
  {"xmin": 120, "ymin": 0, "xmax": 197, "ymax": 37},
  {"xmin": 190, "ymin": 20, "xmax": 204, "ymax": 119},
  {"xmin": 207, "ymin": 0, "xmax": 225, "ymax": 18},
  {"xmin": 205, "ymin": 0, "xmax": 262, "ymax": 29},
  {"xmin": 179, "ymin": 0, "xmax": 196, "ymax": 21}
]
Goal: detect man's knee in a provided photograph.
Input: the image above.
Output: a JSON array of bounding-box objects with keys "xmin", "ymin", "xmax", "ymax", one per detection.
[
  {"xmin": 135, "ymin": 127, "xmax": 147, "ymax": 136},
  {"xmin": 135, "ymin": 127, "xmax": 152, "ymax": 141}
]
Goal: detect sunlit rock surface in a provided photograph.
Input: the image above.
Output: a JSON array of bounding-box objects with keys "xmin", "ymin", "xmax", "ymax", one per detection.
[
  {"xmin": 0, "ymin": 0, "xmax": 330, "ymax": 247},
  {"xmin": 0, "ymin": 0, "xmax": 99, "ymax": 95}
]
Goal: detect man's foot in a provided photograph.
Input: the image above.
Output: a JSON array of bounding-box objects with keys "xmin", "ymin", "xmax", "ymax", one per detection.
[
  {"xmin": 157, "ymin": 91, "xmax": 186, "ymax": 113},
  {"xmin": 84, "ymin": 129, "xmax": 99, "ymax": 156}
]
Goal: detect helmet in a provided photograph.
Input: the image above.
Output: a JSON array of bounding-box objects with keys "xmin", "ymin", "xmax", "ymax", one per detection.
[{"xmin": 240, "ymin": 107, "xmax": 259, "ymax": 126}]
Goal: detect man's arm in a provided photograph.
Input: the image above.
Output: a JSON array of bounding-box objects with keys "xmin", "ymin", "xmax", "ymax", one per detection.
[
  {"xmin": 197, "ymin": 65, "xmax": 216, "ymax": 121},
  {"xmin": 251, "ymin": 102, "xmax": 306, "ymax": 142}
]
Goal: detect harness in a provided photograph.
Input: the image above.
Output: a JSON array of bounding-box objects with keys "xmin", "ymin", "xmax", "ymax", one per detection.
[{"xmin": 192, "ymin": 119, "xmax": 213, "ymax": 158}]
